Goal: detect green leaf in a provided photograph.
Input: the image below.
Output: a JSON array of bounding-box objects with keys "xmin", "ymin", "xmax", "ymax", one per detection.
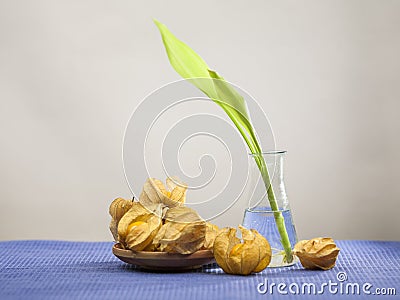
[
  {"xmin": 207, "ymin": 69, "xmax": 251, "ymax": 125},
  {"xmin": 154, "ymin": 19, "xmax": 256, "ymax": 153},
  {"xmin": 153, "ymin": 19, "xmax": 216, "ymax": 98}
]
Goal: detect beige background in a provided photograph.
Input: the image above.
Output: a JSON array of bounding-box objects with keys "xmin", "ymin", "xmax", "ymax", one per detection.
[{"xmin": 1, "ymin": 0, "xmax": 399, "ymax": 241}]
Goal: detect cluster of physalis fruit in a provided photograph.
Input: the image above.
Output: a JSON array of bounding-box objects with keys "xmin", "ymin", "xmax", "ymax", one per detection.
[{"xmin": 109, "ymin": 177, "xmax": 340, "ymax": 275}]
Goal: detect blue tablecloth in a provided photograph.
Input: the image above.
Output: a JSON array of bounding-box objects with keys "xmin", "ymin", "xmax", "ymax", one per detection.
[{"xmin": 0, "ymin": 240, "xmax": 398, "ymax": 299}]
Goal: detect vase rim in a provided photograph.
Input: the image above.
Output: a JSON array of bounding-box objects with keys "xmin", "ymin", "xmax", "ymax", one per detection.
[{"xmin": 248, "ymin": 150, "xmax": 287, "ymax": 156}]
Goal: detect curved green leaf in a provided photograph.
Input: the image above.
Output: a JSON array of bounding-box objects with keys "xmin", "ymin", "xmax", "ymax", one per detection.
[{"xmin": 154, "ymin": 20, "xmax": 255, "ymax": 152}]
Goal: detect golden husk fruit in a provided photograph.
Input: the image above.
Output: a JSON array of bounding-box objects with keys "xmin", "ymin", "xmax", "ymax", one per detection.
[
  {"xmin": 139, "ymin": 177, "xmax": 187, "ymax": 209},
  {"xmin": 117, "ymin": 202, "xmax": 162, "ymax": 251},
  {"xmin": 153, "ymin": 206, "xmax": 206, "ymax": 254},
  {"xmin": 202, "ymin": 223, "xmax": 219, "ymax": 251},
  {"xmin": 213, "ymin": 225, "xmax": 271, "ymax": 275},
  {"xmin": 293, "ymin": 237, "xmax": 340, "ymax": 270},
  {"xmin": 108, "ymin": 198, "xmax": 133, "ymax": 241}
]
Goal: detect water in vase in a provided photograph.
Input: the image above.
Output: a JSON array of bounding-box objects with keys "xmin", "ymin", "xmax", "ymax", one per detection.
[{"xmin": 242, "ymin": 207, "xmax": 298, "ymax": 267}]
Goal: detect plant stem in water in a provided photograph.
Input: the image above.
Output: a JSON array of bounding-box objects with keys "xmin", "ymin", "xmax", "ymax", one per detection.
[{"xmin": 254, "ymin": 154, "xmax": 293, "ymax": 263}]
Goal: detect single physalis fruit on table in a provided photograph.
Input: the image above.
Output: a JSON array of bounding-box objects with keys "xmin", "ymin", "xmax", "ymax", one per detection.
[
  {"xmin": 293, "ymin": 237, "xmax": 340, "ymax": 270},
  {"xmin": 213, "ymin": 225, "xmax": 271, "ymax": 275}
]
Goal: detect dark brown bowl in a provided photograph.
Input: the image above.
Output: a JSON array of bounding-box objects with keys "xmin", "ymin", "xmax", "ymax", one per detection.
[{"xmin": 112, "ymin": 243, "xmax": 215, "ymax": 271}]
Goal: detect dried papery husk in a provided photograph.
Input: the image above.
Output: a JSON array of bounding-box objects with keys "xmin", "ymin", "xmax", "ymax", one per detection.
[
  {"xmin": 162, "ymin": 206, "xmax": 203, "ymax": 223},
  {"xmin": 202, "ymin": 223, "xmax": 220, "ymax": 251},
  {"xmin": 139, "ymin": 178, "xmax": 166, "ymax": 207},
  {"xmin": 213, "ymin": 226, "xmax": 272, "ymax": 275},
  {"xmin": 213, "ymin": 228, "xmax": 240, "ymax": 273},
  {"xmin": 240, "ymin": 226, "xmax": 272, "ymax": 273},
  {"xmin": 143, "ymin": 243, "xmax": 157, "ymax": 252},
  {"xmin": 124, "ymin": 214, "xmax": 161, "ymax": 251},
  {"xmin": 293, "ymin": 237, "xmax": 340, "ymax": 270},
  {"xmin": 117, "ymin": 202, "xmax": 162, "ymax": 250},
  {"xmin": 139, "ymin": 177, "xmax": 187, "ymax": 210},
  {"xmin": 108, "ymin": 198, "xmax": 133, "ymax": 241},
  {"xmin": 153, "ymin": 206, "xmax": 206, "ymax": 254},
  {"xmin": 164, "ymin": 176, "xmax": 187, "ymax": 207},
  {"xmin": 166, "ymin": 176, "xmax": 180, "ymax": 190}
]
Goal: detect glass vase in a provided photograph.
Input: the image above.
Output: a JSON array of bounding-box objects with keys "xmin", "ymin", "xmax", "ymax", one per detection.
[{"xmin": 242, "ymin": 151, "xmax": 298, "ymax": 267}]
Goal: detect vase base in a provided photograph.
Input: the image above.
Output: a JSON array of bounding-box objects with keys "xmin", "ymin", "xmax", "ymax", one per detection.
[{"xmin": 268, "ymin": 255, "xmax": 298, "ymax": 268}]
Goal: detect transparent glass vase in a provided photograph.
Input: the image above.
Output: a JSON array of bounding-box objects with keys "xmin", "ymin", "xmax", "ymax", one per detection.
[{"xmin": 242, "ymin": 151, "xmax": 298, "ymax": 267}]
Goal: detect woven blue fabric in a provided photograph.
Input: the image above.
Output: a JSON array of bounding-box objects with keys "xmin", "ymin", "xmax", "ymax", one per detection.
[{"xmin": 0, "ymin": 240, "xmax": 398, "ymax": 299}]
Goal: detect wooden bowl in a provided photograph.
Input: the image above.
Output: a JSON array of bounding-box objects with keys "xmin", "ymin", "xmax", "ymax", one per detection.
[{"xmin": 112, "ymin": 243, "xmax": 215, "ymax": 271}]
